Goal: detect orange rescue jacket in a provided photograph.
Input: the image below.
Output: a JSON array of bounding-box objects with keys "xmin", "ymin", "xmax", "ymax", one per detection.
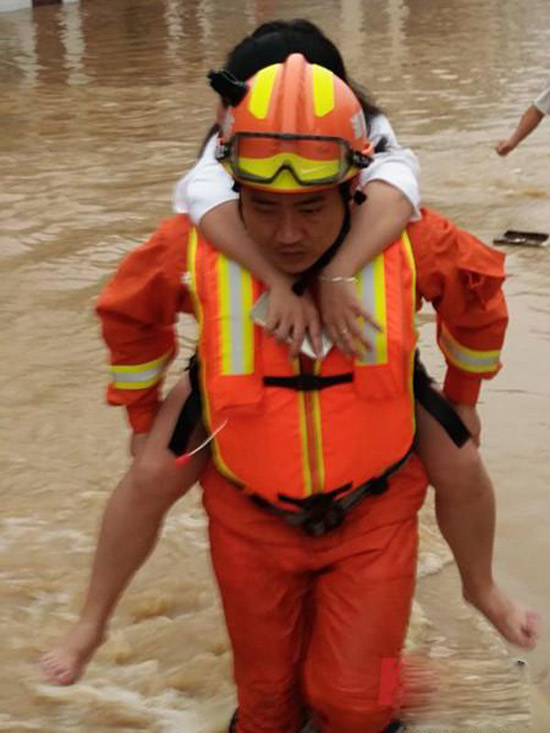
[
  {"xmin": 97, "ymin": 209, "xmax": 508, "ymax": 458},
  {"xmin": 187, "ymin": 226, "xmax": 417, "ymax": 502}
]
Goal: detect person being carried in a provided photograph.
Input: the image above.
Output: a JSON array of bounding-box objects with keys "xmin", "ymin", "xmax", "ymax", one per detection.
[
  {"xmin": 496, "ymin": 76, "xmax": 550, "ymax": 155},
  {"xmin": 172, "ymin": 23, "xmax": 420, "ymax": 358},
  {"xmin": 41, "ymin": 21, "xmax": 539, "ymax": 696}
]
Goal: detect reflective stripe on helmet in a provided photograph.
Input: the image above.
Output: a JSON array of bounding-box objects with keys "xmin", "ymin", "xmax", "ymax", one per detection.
[
  {"xmin": 311, "ymin": 64, "xmax": 335, "ymax": 117},
  {"xmin": 216, "ymin": 54, "xmax": 372, "ymax": 193},
  {"xmin": 248, "ymin": 64, "xmax": 279, "ymax": 120}
]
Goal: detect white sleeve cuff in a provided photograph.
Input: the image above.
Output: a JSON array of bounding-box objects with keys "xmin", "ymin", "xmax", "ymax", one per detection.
[
  {"xmin": 533, "ymin": 82, "xmax": 550, "ymax": 116},
  {"xmin": 358, "ymin": 149, "xmax": 421, "ymax": 220}
]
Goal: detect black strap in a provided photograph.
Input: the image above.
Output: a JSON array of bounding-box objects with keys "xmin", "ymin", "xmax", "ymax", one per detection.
[
  {"xmin": 374, "ymin": 135, "xmax": 388, "ymax": 154},
  {"xmin": 383, "ymin": 721, "xmax": 405, "ymax": 733},
  {"xmin": 250, "ymin": 446, "xmax": 414, "ymax": 537},
  {"xmin": 207, "ymin": 69, "xmax": 248, "ymax": 106},
  {"xmin": 264, "ymin": 373, "xmax": 353, "ymax": 391},
  {"xmin": 413, "ymin": 354, "xmax": 470, "ymax": 448},
  {"xmin": 168, "ymin": 356, "xmax": 203, "ymax": 456}
]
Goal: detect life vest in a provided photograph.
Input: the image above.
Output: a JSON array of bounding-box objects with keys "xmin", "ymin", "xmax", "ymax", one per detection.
[{"xmin": 186, "ymin": 227, "xmax": 418, "ymax": 509}]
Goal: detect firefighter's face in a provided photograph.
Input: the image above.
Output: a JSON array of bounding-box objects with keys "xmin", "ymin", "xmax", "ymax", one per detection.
[{"xmin": 240, "ymin": 186, "xmax": 346, "ymax": 274}]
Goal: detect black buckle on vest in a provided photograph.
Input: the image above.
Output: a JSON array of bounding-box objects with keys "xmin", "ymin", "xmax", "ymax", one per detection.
[
  {"xmin": 249, "ymin": 446, "xmax": 413, "ymax": 537},
  {"xmin": 264, "ymin": 373, "xmax": 353, "ymax": 391},
  {"xmin": 367, "ymin": 476, "xmax": 389, "ymax": 496},
  {"xmin": 279, "ymin": 492, "xmax": 348, "ymax": 537},
  {"xmin": 281, "ymin": 475, "xmax": 388, "ymax": 536},
  {"xmin": 303, "ymin": 502, "xmax": 346, "ymax": 537}
]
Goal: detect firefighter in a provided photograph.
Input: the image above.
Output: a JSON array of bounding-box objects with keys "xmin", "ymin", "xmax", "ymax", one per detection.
[{"xmin": 93, "ymin": 55, "xmax": 514, "ymax": 731}]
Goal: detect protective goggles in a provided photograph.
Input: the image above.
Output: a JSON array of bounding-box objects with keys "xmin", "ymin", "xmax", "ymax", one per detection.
[{"xmin": 216, "ymin": 133, "xmax": 373, "ymax": 189}]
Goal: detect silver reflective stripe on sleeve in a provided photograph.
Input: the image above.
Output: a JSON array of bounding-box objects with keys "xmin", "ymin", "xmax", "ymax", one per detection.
[
  {"xmin": 110, "ymin": 351, "xmax": 171, "ymax": 390},
  {"xmin": 439, "ymin": 324, "xmax": 500, "ymax": 373}
]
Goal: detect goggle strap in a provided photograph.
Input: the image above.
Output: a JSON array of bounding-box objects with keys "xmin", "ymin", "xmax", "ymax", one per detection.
[
  {"xmin": 208, "ymin": 69, "xmax": 249, "ymax": 106},
  {"xmin": 349, "ymin": 149, "xmax": 373, "ymax": 169}
]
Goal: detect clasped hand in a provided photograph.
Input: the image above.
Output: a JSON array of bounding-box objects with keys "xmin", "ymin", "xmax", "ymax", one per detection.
[{"xmin": 265, "ymin": 274, "xmax": 380, "ymax": 359}]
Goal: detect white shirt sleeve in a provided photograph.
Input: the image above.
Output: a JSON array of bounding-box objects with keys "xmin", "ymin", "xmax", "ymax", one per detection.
[
  {"xmin": 359, "ymin": 114, "xmax": 421, "ymax": 220},
  {"xmin": 172, "ymin": 134, "xmax": 238, "ymax": 222},
  {"xmin": 533, "ymin": 79, "xmax": 550, "ymax": 116}
]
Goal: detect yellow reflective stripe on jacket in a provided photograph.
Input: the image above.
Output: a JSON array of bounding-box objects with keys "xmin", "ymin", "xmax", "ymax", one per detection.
[
  {"xmin": 296, "ymin": 386, "xmax": 314, "ymax": 497},
  {"xmin": 293, "ymin": 358, "xmax": 327, "ymax": 498},
  {"xmin": 311, "ymin": 360, "xmax": 326, "ymax": 492},
  {"xmin": 438, "ymin": 323, "xmax": 501, "ymax": 373},
  {"xmin": 401, "ymin": 230, "xmax": 417, "ymax": 314},
  {"xmin": 187, "ymin": 228, "xmax": 241, "ymax": 485},
  {"xmin": 401, "ymin": 229, "xmax": 418, "ymax": 433},
  {"xmin": 186, "ymin": 226, "xmax": 199, "ymax": 300},
  {"xmin": 111, "ymin": 352, "xmax": 171, "ymax": 390},
  {"xmin": 218, "ymin": 255, "xmax": 254, "ymax": 375},
  {"xmin": 355, "ymin": 252, "xmax": 388, "ymax": 365}
]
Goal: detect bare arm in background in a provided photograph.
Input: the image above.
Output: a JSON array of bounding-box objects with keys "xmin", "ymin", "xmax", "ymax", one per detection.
[{"xmin": 495, "ymin": 104, "xmax": 544, "ymax": 156}]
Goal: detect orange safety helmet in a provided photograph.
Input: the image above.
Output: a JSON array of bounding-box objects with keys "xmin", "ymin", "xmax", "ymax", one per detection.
[{"xmin": 214, "ymin": 53, "xmax": 374, "ymax": 192}]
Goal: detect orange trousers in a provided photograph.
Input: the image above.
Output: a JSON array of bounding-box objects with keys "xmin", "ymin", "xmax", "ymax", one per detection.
[{"xmin": 202, "ymin": 456, "xmax": 428, "ymax": 733}]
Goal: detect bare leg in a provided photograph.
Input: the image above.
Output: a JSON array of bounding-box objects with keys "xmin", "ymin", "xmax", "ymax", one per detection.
[
  {"xmin": 41, "ymin": 375, "xmax": 209, "ymax": 684},
  {"xmin": 416, "ymin": 403, "xmax": 540, "ymax": 649}
]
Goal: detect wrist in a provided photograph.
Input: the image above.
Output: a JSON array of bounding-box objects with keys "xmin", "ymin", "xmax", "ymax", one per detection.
[
  {"xmin": 443, "ymin": 367, "xmax": 481, "ymax": 406},
  {"xmin": 318, "ymin": 274, "xmax": 357, "ymax": 284},
  {"xmin": 320, "ymin": 259, "xmax": 356, "ymax": 279}
]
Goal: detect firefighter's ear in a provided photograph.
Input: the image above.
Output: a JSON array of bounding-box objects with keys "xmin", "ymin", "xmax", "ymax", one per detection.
[{"xmin": 215, "ymin": 103, "xmax": 225, "ymax": 125}]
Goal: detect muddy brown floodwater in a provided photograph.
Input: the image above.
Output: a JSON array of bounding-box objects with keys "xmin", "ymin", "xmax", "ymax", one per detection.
[{"xmin": 1, "ymin": 1, "xmax": 549, "ymax": 731}]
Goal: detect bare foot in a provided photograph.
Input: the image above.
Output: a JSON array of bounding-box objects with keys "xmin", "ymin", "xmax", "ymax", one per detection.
[
  {"xmin": 464, "ymin": 583, "xmax": 541, "ymax": 649},
  {"xmin": 40, "ymin": 621, "xmax": 106, "ymax": 685}
]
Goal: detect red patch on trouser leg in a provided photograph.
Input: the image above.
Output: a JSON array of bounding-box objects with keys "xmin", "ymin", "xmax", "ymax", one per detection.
[
  {"xmin": 304, "ymin": 521, "xmax": 417, "ymax": 733},
  {"xmin": 204, "ymin": 461, "xmax": 426, "ymax": 733}
]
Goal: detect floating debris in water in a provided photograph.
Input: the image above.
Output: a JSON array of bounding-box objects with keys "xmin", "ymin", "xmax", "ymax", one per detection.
[{"xmin": 493, "ymin": 230, "xmax": 549, "ymax": 247}]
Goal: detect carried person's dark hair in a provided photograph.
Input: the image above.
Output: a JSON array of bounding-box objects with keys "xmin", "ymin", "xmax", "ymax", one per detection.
[{"xmin": 200, "ymin": 19, "xmax": 383, "ymax": 154}]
